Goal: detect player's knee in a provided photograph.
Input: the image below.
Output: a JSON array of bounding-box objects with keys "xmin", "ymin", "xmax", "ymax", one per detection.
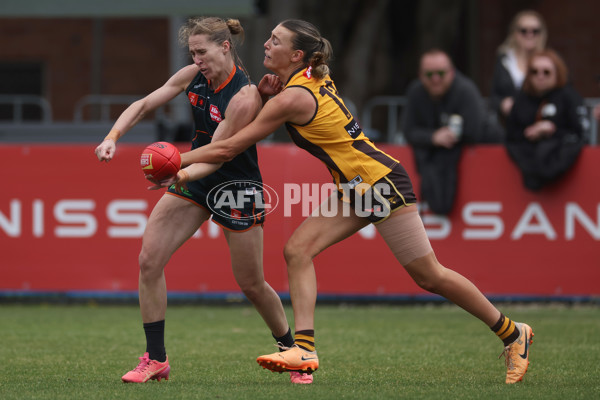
[
  {"xmin": 283, "ymin": 239, "xmax": 311, "ymax": 266},
  {"xmin": 414, "ymin": 275, "xmax": 440, "ymax": 293},
  {"xmin": 284, "ymin": 231, "xmax": 323, "ymax": 265},
  {"xmin": 239, "ymin": 280, "xmax": 262, "ymax": 301},
  {"xmin": 407, "ymin": 261, "xmax": 446, "ymax": 293},
  {"xmin": 138, "ymin": 248, "xmax": 164, "ymax": 279}
]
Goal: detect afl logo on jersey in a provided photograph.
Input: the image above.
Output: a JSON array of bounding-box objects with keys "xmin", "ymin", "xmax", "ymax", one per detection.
[
  {"xmin": 210, "ymin": 104, "xmax": 222, "ymax": 122},
  {"xmin": 188, "ymin": 92, "xmax": 206, "ymax": 109},
  {"xmin": 303, "ymin": 66, "xmax": 313, "ymax": 79}
]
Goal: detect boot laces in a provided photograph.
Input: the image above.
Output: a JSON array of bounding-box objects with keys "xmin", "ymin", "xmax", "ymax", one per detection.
[
  {"xmin": 133, "ymin": 354, "xmax": 151, "ymax": 372},
  {"xmin": 498, "ymin": 346, "xmax": 514, "ymax": 370},
  {"xmin": 275, "ymin": 341, "xmax": 297, "ymax": 351}
]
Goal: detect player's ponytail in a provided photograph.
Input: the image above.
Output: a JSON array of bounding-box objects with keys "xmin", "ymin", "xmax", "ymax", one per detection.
[
  {"xmin": 280, "ymin": 19, "xmax": 333, "ymax": 80},
  {"xmin": 225, "ymin": 19, "xmax": 251, "ymax": 85},
  {"xmin": 225, "ymin": 18, "xmax": 245, "ymax": 41},
  {"xmin": 308, "ymin": 37, "xmax": 332, "ymax": 79}
]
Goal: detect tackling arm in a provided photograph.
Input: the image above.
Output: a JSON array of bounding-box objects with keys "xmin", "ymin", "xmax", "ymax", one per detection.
[
  {"xmin": 177, "ymin": 84, "xmax": 263, "ymax": 181},
  {"xmin": 149, "ymin": 84, "xmax": 267, "ymax": 188},
  {"xmin": 148, "ymin": 86, "xmax": 314, "ymax": 189},
  {"xmin": 181, "ymin": 87, "xmax": 313, "ymax": 167}
]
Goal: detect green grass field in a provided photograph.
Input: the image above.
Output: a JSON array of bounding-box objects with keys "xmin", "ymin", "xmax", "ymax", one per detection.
[{"xmin": 1, "ymin": 303, "xmax": 599, "ymax": 399}]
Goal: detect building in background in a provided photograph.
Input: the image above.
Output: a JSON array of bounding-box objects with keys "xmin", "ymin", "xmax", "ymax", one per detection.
[{"xmin": 0, "ymin": 0, "xmax": 598, "ymax": 142}]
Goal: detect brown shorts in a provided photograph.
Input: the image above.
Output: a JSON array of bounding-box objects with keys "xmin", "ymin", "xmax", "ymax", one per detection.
[{"xmin": 337, "ymin": 163, "xmax": 417, "ymax": 224}]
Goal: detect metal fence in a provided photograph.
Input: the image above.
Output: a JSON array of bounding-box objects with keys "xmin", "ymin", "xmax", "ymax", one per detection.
[
  {"xmin": 1, "ymin": 94, "xmax": 599, "ymax": 145},
  {"xmin": 359, "ymin": 96, "xmax": 600, "ymax": 145},
  {"xmin": 0, "ymin": 95, "xmax": 53, "ymax": 123}
]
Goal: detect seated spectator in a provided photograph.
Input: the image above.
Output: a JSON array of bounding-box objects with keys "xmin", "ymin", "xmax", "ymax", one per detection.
[
  {"xmin": 401, "ymin": 49, "xmax": 487, "ymax": 215},
  {"xmin": 490, "ymin": 10, "xmax": 547, "ymax": 124},
  {"xmin": 505, "ymin": 49, "xmax": 585, "ymax": 192}
]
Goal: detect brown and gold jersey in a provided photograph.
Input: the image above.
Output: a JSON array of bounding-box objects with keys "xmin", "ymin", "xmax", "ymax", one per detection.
[{"xmin": 284, "ymin": 67, "xmax": 399, "ymax": 191}]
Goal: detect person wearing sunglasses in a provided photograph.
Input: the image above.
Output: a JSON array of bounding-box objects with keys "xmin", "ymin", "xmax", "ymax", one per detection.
[
  {"xmin": 490, "ymin": 10, "xmax": 547, "ymax": 124},
  {"xmin": 401, "ymin": 49, "xmax": 487, "ymax": 215},
  {"xmin": 505, "ymin": 49, "xmax": 585, "ymax": 191}
]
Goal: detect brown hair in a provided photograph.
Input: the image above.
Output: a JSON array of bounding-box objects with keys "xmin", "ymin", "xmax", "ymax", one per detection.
[
  {"xmin": 279, "ymin": 19, "xmax": 333, "ymax": 79},
  {"xmin": 178, "ymin": 17, "xmax": 250, "ymax": 82},
  {"xmin": 522, "ymin": 49, "xmax": 569, "ymax": 94},
  {"xmin": 498, "ymin": 10, "xmax": 547, "ymax": 54}
]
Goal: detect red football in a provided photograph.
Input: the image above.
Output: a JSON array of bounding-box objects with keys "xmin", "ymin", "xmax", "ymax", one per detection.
[{"xmin": 140, "ymin": 142, "xmax": 181, "ymax": 182}]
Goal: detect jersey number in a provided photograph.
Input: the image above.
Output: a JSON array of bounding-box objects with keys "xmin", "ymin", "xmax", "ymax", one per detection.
[
  {"xmin": 319, "ymin": 81, "xmax": 352, "ymax": 120},
  {"xmin": 319, "ymin": 80, "xmax": 364, "ymax": 139}
]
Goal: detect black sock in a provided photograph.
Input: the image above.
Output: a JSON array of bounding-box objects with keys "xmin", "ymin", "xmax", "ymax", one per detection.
[
  {"xmin": 273, "ymin": 327, "xmax": 294, "ymax": 349},
  {"xmin": 144, "ymin": 320, "xmax": 166, "ymax": 362}
]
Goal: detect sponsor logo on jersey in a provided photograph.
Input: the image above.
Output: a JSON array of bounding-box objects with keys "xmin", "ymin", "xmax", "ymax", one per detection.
[
  {"xmin": 188, "ymin": 92, "xmax": 206, "ymax": 109},
  {"xmin": 210, "ymin": 104, "xmax": 222, "ymax": 122},
  {"xmin": 344, "ymin": 118, "xmax": 362, "ymax": 139},
  {"xmin": 347, "ymin": 175, "xmax": 363, "ymax": 189}
]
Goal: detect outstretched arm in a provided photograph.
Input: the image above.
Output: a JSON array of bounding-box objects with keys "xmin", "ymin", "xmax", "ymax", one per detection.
[{"xmin": 95, "ymin": 64, "xmax": 198, "ymax": 162}]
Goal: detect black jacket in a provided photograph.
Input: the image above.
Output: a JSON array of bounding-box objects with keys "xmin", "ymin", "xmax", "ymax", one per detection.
[
  {"xmin": 505, "ymin": 86, "xmax": 585, "ymax": 191},
  {"xmin": 402, "ymin": 71, "xmax": 487, "ymax": 146},
  {"xmin": 490, "ymin": 53, "xmax": 519, "ymax": 118},
  {"xmin": 401, "ymin": 71, "xmax": 487, "ymax": 214}
]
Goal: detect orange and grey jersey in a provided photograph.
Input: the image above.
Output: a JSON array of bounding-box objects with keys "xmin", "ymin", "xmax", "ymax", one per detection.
[{"xmin": 284, "ymin": 67, "xmax": 400, "ymax": 192}]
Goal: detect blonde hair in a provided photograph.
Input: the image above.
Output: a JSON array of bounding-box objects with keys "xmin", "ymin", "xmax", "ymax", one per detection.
[
  {"xmin": 498, "ymin": 10, "xmax": 547, "ymax": 55},
  {"xmin": 179, "ymin": 17, "xmax": 250, "ymax": 82},
  {"xmin": 280, "ymin": 19, "xmax": 333, "ymax": 80}
]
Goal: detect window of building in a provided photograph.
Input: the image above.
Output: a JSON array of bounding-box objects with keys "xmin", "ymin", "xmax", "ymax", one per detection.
[{"xmin": 0, "ymin": 62, "xmax": 44, "ymax": 121}]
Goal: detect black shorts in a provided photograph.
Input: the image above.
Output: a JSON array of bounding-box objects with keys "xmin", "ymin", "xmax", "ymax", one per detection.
[
  {"xmin": 167, "ymin": 179, "xmax": 265, "ymax": 232},
  {"xmin": 337, "ymin": 163, "xmax": 417, "ymax": 224}
]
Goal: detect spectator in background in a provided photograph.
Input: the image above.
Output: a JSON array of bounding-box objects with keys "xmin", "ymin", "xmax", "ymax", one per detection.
[
  {"xmin": 505, "ymin": 49, "xmax": 585, "ymax": 191},
  {"xmin": 401, "ymin": 49, "xmax": 487, "ymax": 215},
  {"xmin": 490, "ymin": 10, "xmax": 547, "ymax": 124}
]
